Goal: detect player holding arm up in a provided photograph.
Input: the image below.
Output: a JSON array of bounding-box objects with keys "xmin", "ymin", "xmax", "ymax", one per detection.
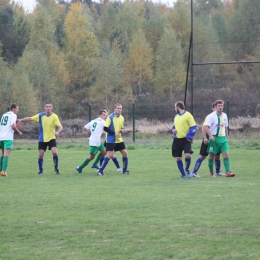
[
  {"xmin": 171, "ymin": 101, "xmax": 197, "ymax": 179},
  {"xmin": 18, "ymin": 103, "xmax": 63, "ymax": 175}
]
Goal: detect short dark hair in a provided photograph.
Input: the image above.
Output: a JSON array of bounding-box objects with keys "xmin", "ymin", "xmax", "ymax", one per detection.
[
  {"xmin": 10, "ymin": 103, "xmax": 18, "ymax": 110},
  {"xmin": 175, "ymin": 101, "xmax": 185, "ymax": 110},
  {"xmin": 102, "ymin": 107, "xmax": 109, "ymax": 113},
  {"xmin": 214, "ymin": 100, "xmax": 224, "ymax": 106},
  {"xmin": 99, "ymin": 110, "xmax": 106, "ymax": 115}
]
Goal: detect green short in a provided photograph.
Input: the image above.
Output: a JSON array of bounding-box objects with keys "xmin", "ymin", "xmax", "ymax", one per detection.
[
  {"xmin": 89, "ymin": 143, "xmax": 105, "ymax": 155},
  {"xmin": 0, "ymin": 140, "xmax": 14, "ymax": 150},
  {"xmin": 207, "ymin": 136, "xmax": 229, "ymax": 154}
]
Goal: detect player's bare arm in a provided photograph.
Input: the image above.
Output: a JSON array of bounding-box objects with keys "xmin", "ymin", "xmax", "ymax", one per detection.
[
  {"xmin": 55, "ymin": 125, "xmax": 63, "ymax": 137},
  {"xmin": 18, "ymin": 117, "xmax": 32, "ymax": 123},
  {"xmin": 202, "ymin": 126, "xmax": 208, "ymax": 144},
  {"xmin": 83, "ymin": 127, "xmax": 91, "ymax": 134},
  {"xmin": 11, "ymin": 124, "xmax": 23, "ymax": 136},
  {"xmin": 202, "ymin": 125, "xmax": 214, "ymax": 141},
  {"xmin": 225, "ymin": 127, "xmax": 229, "ymax": 141}
]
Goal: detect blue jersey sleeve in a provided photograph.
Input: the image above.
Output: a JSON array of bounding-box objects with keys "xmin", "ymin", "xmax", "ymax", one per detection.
[{"xmin": 186, "ymin": 125, "xmax": 197, "ymax": 140}]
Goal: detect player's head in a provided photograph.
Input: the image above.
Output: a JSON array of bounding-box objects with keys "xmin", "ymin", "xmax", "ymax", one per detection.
[
  {"xmin": 99, "ymin": 110, "xmax": 107, "ymax": 120},
  {"xmin": 44, "ymin": 103, "xmax": 53, "ymax": 114},
  {"xmin": 214, "ymin": 100, "xmax": 224, "ymax": 113},
  {"xmin": 102, "ymin": 107, "xmax": 109, "ymax": 118},
  {"xmin": 10, "ymin": 103, "xmax": 19, "ymax": 114},
  {"xmin": 114, "ymin": 103, "xmax": 122, "ymax": 116},
  {"xmin": 175, "ymin": 101, "xmax": 185, "ymax": 114}
]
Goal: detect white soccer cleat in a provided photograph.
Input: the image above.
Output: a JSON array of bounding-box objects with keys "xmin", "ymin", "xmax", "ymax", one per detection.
[{"xmin": 216, "ymin": 172, "xmax": 225, "ymax": 176}]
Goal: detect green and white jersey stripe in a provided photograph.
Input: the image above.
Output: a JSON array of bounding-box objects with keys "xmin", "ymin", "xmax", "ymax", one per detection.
[{"xmin": 204, "ymin": 111, "xmax": 228, "ymax": 137}]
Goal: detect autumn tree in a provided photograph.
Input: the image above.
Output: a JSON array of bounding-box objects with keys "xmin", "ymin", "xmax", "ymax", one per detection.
[
  {"xmin": 167, "ymin": 1, "xmax": 190, "ymax": 62},
  {"xmin": 123, "ymin": 30, "xmax": 153, "ymax": 95},
  {"xmin": 63, "ymin": 2, "xmax": 98, "ymax": 89}
]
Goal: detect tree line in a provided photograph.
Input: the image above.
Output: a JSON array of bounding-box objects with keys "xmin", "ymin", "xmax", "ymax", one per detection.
[{"xmin": 0, "ymin": 0, "xmax": 260, "ymax": 119}]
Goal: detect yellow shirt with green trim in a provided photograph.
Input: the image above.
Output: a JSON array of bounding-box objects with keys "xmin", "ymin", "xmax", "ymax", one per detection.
[{"xmin": 204, "ymin": 111, "xmax": 228, "ymax": 137}]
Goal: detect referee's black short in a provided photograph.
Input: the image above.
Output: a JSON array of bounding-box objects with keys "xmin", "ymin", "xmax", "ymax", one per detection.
[
  {"xmin": 106, "ymin": 142, "xmax": 126, "ymax": 152},
  {"xmin": 38, "ymin": 139, "xmax": 57, "ymax": 151},
  {"xmin": 172, "ymin": 138, "xmax": 192, "ymax": 158}
]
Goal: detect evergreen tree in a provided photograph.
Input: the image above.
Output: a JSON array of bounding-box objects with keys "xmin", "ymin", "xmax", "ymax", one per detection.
[
  {"xmin": 155, "ymin": 28, "xmax": 185, "ymax": 100},
  {"xmin": 0, "ymin": 4, "xmax": 30, "ymax": 64},
  {"xmin": 90, "ymin": 40, "xmax": 124, "ymax": 105},
  {"xmin": 116, "ymin": 2, "xmax": 144, "ymax": 55},
  {"xmin": 142, "ymin": 1, "xmax": 168, "ymax": 56},
  {"xmin": 212, "ymin": 12, "xmax": 229, "ymax": 43}
]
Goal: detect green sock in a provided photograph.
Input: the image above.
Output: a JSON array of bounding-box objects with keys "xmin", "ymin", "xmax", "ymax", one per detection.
[
  {"xmin": 0, "ymin": 157, "xmax": 3, "ymax": 171},
  {"xmin": 79, "ymin": 158, "xmax": 90, "ymax": 169},
  {"xmin": 92, "ymin": 153, "xmax": 103, "ymax": 166},
  {"xmin": 208, "ymin": 158, "xmax": 214, "ymax": 173},
  {"xmin": 2, "ymin": 156, "xmax": 9, "ymax": 172},
  {"xmin": 223, "ymin": 158, "xmax": 230, "ymax": 173}
]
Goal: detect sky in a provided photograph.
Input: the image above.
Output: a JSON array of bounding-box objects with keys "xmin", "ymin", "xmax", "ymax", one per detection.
[{"xmin": 16, "ymin": 0, "xmax": 174, "ymax": 12}]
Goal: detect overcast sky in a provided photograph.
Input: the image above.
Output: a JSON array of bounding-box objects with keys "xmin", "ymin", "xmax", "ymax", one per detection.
[{"xmin": 17, "ymin": 0, "xmax": 174, "ymax": 12}]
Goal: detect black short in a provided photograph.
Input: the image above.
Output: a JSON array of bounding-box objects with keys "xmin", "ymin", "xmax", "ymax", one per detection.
[
  {"xmin": 106, "ymin": 142, "xmax": 126, "ymax": 152},
  {"xmin": 200, "ymin": 141, "xmax": 209, "ymax": 156},
  {"xmin": 38, "ymin": 139, "xmax": 57, "ymax": 151},
  {"xmin": 172, "ymin": 138, "xmax": 192, "ymax": 158},
  {"xmin": 199, "ymin": 140, "xmax": 220, "ymax": 156}
]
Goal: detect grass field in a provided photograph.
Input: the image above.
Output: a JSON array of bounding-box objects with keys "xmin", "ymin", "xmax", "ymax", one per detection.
[{"xmin": 1, "ymin": 140, "xmax": 260, "ymax": 260}]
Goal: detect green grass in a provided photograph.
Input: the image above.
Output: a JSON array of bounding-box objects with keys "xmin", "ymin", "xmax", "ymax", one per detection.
[{"xmin": 1, "ymin": 141, "xmax": 260, "ymax": 260}]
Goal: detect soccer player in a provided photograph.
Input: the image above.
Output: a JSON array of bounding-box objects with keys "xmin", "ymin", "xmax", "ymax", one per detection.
[
  {"xmin": 18, "ymin": 103, "xmax": 63, "ymax": 175},
  {"xmin": 171, "ymin": 101, "xmax": 197, "ymax": 179},
  {"xmin": 192, "ymin": 102, "xmax": 224, "ymax": 177},
  {"xmin": 0, "ymin": 104, "xmax": 23, "ymax": 176},
  {"xmin": 203, "ymin": 99, "xmax": 235, "ymax": 178},
  {"xmin": 90, "ymin": 107, "xmax": 122, "ymax": 172},
  {"xmin": 97, "ymin": 103, "xmax": 129, "ymax": 175},
  {"xmin": 76, "ymin": 110, "xmax": 107, "ymax": 173}
]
